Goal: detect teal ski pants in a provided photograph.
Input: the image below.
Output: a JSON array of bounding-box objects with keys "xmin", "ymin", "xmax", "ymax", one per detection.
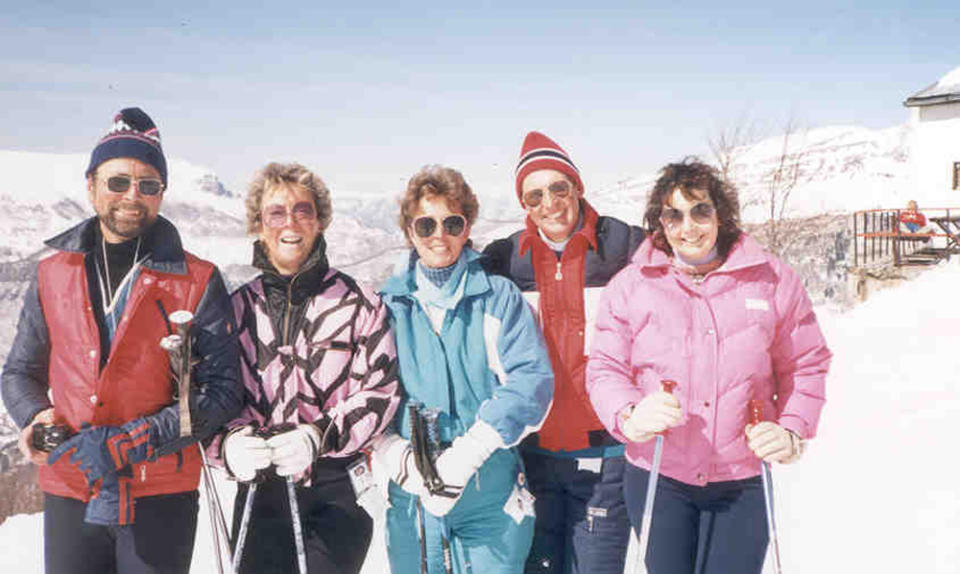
[{"xmin": 386, "ymin": 451, "xmax": 534, "ymax": 574}]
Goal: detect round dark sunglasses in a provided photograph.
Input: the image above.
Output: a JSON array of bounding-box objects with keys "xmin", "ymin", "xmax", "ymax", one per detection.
[
  {"xmin": 104, "ymin": 175, "xmax": 164, "ymax": 196},
  {"xmin": 660, "ymin": 202, "xmax": 716, "ymax": 228},
  {"xmin": 412, "ymin": 214, "xmax": 467, "ymax": 238}
]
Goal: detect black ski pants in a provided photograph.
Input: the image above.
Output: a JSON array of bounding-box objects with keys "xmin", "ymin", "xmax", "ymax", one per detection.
[
  {"xmin": 230, "ymin": 470, "xmax": 372, "ymax": 574},
  {"xmin": 623, "ymin": 465, "xmax": 768, "ymax": 574},
  {"xmin": 44, "ymin": 491, "xmax": 199, "ymax": 574}
]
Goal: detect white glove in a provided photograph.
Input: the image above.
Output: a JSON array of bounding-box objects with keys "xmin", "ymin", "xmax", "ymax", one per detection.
[
  {"xmin": 745, "ymin": 422, "xmax": 803, "ymax": 464},
  {"xmin": 224, "ymin": 426, "xmax": 272, "ymax": 482},
  {"xmin": 619, "ymin": 391, "xmax": 683, "ymax": 443},
  {"xmin": 266, "ymin": 424, "xmax": 321, "ymax": 477},
  {"xmin": 370, "ymin": 432, "xmax": 425, "ymax": 496},
  {"xmin": 421, "ymin": 420, "xmax": 503, "ymax": 517}
]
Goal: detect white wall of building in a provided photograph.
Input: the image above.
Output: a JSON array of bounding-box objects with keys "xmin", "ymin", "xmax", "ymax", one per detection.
[{"xmin": 909, "ymin": 102, "xmax": 960, "ymax": 208}]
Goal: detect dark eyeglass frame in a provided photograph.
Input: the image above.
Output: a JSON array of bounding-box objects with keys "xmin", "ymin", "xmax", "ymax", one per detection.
[
  {"xmin": 522, "ymin": 179, "xmax": 573, "ymax": 208},
  {"xmin": 659, "ymin": 202, "xmax": 716, "ymax": 229},
  {"xmin": 261, "ymin": 201, "xmax": 318, "ymax": 229},
  {"xmin": 412, "ymin": 214, "xmax": 467, "ymax": 238},
  {"xmin": 104, "ymin": 175, "xmax": 164, "ymax": 196}
]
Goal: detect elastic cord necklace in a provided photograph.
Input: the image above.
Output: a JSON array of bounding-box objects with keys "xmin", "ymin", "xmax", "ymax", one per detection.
[{"xmin": 99, "ymin": 235, "xmax": 141, "ymax": 308}]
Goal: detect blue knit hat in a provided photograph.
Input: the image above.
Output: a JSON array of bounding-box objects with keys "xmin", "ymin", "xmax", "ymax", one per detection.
[{"xmin": 86, "ymin": 107, "xmax": 167, "ymax": 187}]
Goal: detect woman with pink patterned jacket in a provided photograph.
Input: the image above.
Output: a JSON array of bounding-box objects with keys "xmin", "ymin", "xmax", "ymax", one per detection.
[
  {"xmin": 215, "ymin": 162, "xmax": 401, "ymax": 574},
  {"xmin": 586, "ymin": 158, "xmax": 831, "ymax": 574}
]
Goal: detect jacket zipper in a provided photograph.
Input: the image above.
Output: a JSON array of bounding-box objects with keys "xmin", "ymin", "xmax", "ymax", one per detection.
[
  {"xmin": 281, "ymin": 272, "xmax": 301, "ymax": 346},
  {"xmin": 554, "ymin": 260, "xmax": 563, "ymax": 280}
]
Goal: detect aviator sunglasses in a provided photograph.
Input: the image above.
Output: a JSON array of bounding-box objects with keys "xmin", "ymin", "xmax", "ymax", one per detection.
[
  {"xmin": 522, "ymin": 179, "xmax": 572, "ymax": 208},
  {"xmin": 103, "ymin": 175, "xmax": 164, "ymax": 196},
  {"xmin": 660, "ymin": 202, "xmax": 716, "ymax": 228},
  {"xmin": 261, "ymin": 201, "xmax": 317, "ymax": 229},
  {"xmin": 412, "ymin": 214, "xmax": 467, "ymax": 238}
]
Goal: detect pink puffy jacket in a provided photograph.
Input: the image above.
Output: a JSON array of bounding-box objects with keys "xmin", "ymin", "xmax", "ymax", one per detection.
[{"xmin": 586, "ymin": 234, "xmax": 831, "ymax": 486}]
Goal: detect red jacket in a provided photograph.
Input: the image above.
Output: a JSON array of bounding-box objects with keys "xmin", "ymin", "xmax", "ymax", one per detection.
[
  {"xmin": 3, "ymin": 217, "xmax": 242, "ymax": 508},
  {"xmin": 482, "ymin": 202, "xmax": 645, "ymax": 451}
]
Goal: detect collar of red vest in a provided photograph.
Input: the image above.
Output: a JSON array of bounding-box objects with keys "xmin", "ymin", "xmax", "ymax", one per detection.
[
  {"xmin": 43, "ymin": 215, "xmax": 188, "ymax": 275},
  {"xmin": 518, "ymin": 199, "xmax": 600, "ymax": 257}
]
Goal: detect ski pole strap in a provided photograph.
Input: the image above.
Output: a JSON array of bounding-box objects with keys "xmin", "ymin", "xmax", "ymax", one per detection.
[{"xmin": 408, "ymin": 404, "xmax": 444, "ymax": 494}]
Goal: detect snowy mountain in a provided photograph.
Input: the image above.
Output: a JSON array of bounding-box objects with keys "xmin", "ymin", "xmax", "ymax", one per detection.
[{"xmin": 591, "ymin": 123, "xmax": 913, "ymax": 225}]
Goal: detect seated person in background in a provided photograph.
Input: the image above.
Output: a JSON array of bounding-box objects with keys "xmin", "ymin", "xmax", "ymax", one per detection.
[{"xmin": 899, "ymin": 200, "xmax": 935, "ymax": 236}]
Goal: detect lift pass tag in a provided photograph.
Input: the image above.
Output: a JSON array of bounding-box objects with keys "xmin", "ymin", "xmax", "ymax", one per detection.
[
  {"xmin": 577, "ymin": 457, "xmax": 603, "ymax": 474},
  {"xmin": 347, "ymin": 456, "xmax": 375, "ymax": 499},
  {"xmin": 503, "ymin": 480, "xmax": 536, "ymax": 524}
]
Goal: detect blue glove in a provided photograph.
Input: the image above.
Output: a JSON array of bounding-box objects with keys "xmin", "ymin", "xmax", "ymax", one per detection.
[
  {"xmin": 84, "ymin": 470, "xmax": 136, "ymax": 525},
  {"xmin": 48, "ymin": 419, "xmax": 156, "ymax": 487}
]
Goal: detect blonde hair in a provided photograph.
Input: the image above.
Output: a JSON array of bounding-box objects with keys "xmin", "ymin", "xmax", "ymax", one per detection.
[{"xmin": 245, "ymin": 162, "xmax": 332, "ymax": 234}]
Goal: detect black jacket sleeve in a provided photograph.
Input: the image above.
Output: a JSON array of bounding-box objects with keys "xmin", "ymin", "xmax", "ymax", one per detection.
[
  {"xmin": 146, "ymin": 268, "xmax": 244, "ymax": 457},
  {"xmin": 1, "ymin": 280, "xmax": 53, "ymax": 429}
]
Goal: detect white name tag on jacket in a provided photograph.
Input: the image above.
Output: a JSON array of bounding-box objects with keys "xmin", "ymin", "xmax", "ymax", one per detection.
[{"xmin": 745, "ymin": 298, "xmax": 770, "ymax": 311}]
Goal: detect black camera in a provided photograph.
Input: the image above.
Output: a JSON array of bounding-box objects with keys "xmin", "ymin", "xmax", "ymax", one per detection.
[{"xmin": 32, "ymin": 423, "xmax": 74, "ymax": 453}]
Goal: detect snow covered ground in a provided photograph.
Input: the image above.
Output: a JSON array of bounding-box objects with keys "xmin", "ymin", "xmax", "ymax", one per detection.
[{"xmin": 2, "ymin": 259, "xmax": 958, "ymax": 572}]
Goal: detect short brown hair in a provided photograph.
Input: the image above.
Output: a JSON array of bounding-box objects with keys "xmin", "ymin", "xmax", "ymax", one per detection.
[
  {"xmin": 245, "ymin": 162, "xmax": 332, "ymax": 234},
  {"xmin": 398, "ymin": 165, "xmax": 479, "ymax": 245},
  {"xmin": 644, "ymin": 157, "xmax": 742, "ymax": 258}
]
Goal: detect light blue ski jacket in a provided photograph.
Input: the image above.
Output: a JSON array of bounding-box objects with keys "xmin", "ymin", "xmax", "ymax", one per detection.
[{"xmin": 380, "ymin": 248, "xmax": 554, "ymax": 449}]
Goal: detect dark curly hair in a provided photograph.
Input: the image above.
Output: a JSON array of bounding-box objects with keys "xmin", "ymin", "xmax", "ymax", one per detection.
[
  {"xmin": 398, "ymin": 165, "xmax": 479, "ymax": 246},
  {"xmin": 643, "ymin": 157, "xmax": 742, "ymax": 258}
]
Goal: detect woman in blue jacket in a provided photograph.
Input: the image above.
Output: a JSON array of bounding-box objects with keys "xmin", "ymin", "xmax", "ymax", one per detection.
[{"xmin": 373, "ymin": 164, "xmax": 554, "ymax": 574}]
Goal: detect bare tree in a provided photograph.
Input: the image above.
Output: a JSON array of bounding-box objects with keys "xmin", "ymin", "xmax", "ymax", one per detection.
[{"xmin": 708, "ymin": 113, "xmax": 758, "ymax": 187}]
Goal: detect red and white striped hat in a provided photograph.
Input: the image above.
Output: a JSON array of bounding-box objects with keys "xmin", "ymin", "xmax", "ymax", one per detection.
[{"xmin": 514, "ymin": 131, "xmax": 583, "ymax": 205}]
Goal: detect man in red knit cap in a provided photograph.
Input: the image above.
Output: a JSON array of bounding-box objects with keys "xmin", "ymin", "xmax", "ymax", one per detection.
[{"xmin": 483, "ymin": 131, "xmax": 645, "ymax": 574}]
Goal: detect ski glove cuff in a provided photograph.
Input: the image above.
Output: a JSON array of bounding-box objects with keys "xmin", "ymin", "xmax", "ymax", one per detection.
[
  {"xmin": 48, "ymin": 419, "xmax": 155, "ymax": 487},
  {"xmin": 370, "ymin": 431, "xmax": 425, "ymax": 496}
]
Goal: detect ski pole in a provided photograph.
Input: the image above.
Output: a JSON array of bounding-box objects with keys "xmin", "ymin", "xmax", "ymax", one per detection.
[
  {"xmin": 417, "ymin": 500, "xmax": 428, "ymax": 574},
  {"xmin": 634, "ymin": 379, "xmax": 677, "ymax": 574},
  {"xmin": 231, "ymin": 482, "xmax": 257, "ymax": 574},
  {"xmin": 286, "ymin": 477, "xmax": 308, "ymax": 574},
  {"xmin": 198, "ymin": 447, "xmax": 232, "ymax": 574},
  {"xmin": 749, "ymin": 399, "xmax": 783, "ymax": 574}
]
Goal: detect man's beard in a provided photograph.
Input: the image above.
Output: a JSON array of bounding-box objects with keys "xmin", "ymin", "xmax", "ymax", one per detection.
[{"xmin": 99, "ymin": 202, "xmax": 156, "ymax": 240}]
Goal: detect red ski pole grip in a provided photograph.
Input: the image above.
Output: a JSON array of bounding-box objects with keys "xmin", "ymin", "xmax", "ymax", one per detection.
[
  {"xmin": 748, "ymin": 399, "xmax": 764, "ymax": 425},
  {"xmin": 661, "ymin": 380, "xmax": 677, "ymax": 394}
]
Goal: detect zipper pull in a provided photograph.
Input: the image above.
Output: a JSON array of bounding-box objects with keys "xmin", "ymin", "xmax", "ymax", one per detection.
[
  {"xmin": 555, "ymin": 261, "xmax": 563, "ymax": 281},
  {"xmin": 140, "ymin": 465, "xmax": 146, "ymax": 482}
]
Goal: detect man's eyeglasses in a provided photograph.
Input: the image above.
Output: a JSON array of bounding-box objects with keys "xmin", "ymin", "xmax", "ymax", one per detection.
[
  {"xmin": 412, "ymin": 214, "xmax": 467, "ymax": 238},
  {"xmin": 103, "ymin": 175, "xmax": 164, "ymax": 197},
  {"xmin": 262, "ymin": 201, "xmax": 317, "ymax": 229},
  {"xmin": 522, "ymin": 180, "xmax": 573, "ymax": 208},
  {"xmin": 660, "ymin": 202, "xmax": 716, "ymax": 229}
]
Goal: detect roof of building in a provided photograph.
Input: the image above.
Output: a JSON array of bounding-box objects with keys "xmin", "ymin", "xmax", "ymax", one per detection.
[{"xmin": 904, "ymin": 66, "xmax": 960, "ymax": 108}]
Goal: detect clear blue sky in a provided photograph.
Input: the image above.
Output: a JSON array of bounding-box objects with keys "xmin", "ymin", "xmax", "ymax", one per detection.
[{"xmin": 1, "ymin": 1, "xmax": 957, "ymax": 198}]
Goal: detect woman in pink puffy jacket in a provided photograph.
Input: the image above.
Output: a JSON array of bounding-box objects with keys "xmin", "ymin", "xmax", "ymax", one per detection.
[{"xmin": 586, "ymin": 158, "xmax": 831, "ymax": 574}]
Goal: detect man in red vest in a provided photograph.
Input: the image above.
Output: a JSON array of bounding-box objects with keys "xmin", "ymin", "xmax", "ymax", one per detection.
[
  {"xmin": 483, "ymin": 132, "xmax": 645, "ymax": 574},
  {"xmin": 1, "ymin": 107, "xmax": 242, "ymax": 574}
]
